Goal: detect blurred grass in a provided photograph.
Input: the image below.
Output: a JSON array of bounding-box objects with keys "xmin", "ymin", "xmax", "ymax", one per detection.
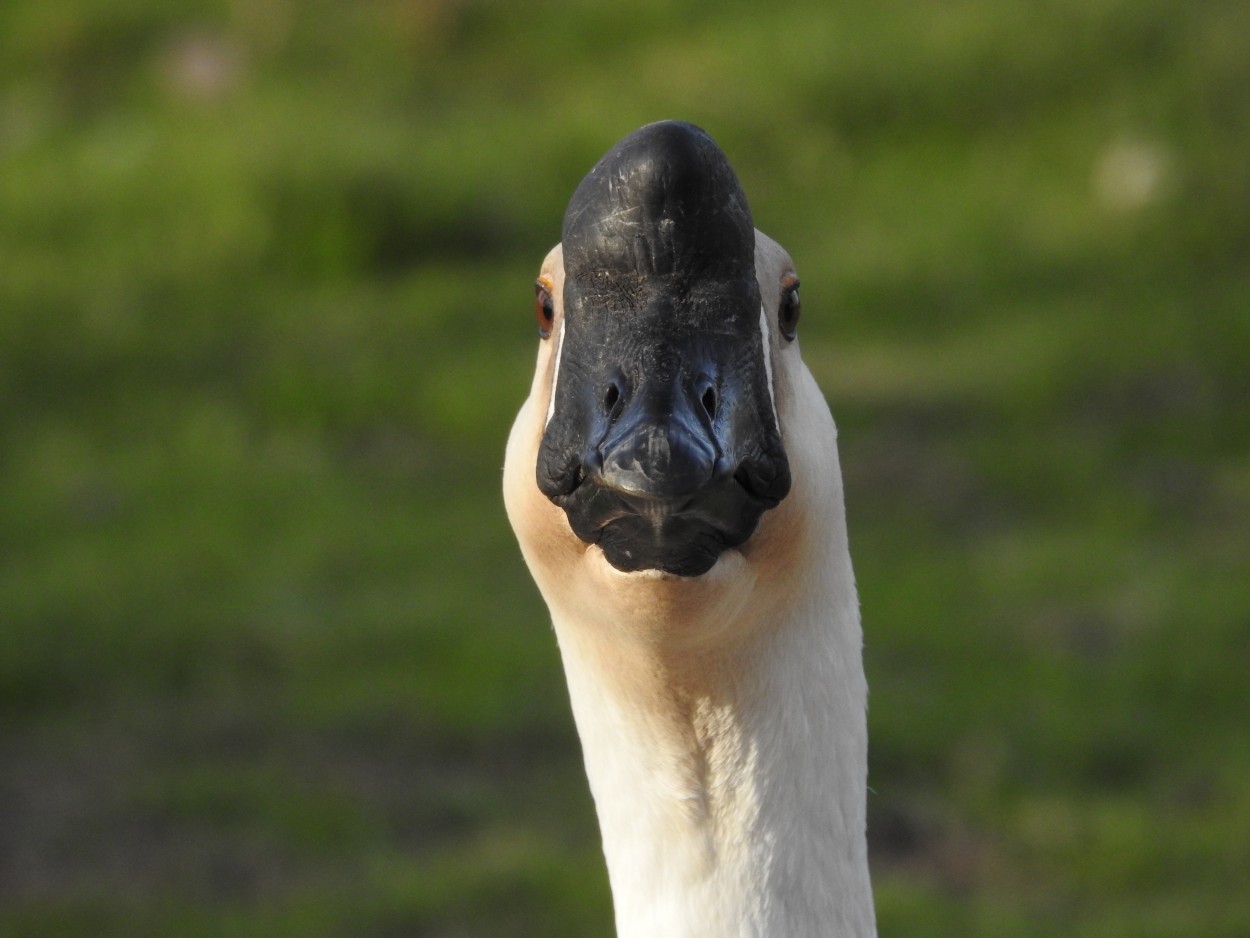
[{"xmin": 2, "ymin": 0, "xmax": 1248, "ymax": 935}]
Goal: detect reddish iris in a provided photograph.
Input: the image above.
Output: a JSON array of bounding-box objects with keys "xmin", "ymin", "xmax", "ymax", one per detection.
[{"xmin": 534, "ymin": 279, "xmax": 555, "ymax": 338}]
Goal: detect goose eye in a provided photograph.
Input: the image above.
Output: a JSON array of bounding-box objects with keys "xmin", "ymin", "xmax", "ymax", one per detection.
[
  {"xmin": 534, "ymin": 278, "xmax": 555, "ymax": 339},
  {"xmin": 779, "ymin": 280, "xmax": 801, "ymax": 341}
]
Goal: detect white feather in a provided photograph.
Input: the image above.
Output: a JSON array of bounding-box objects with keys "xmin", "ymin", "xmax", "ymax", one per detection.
[
  {"xmin": 545, "ymin": 317, "xmax": 567, "ymax": 428},
  {"xmin": 504, "ymin": 230, "xmax": 876, "ymax": 937}
]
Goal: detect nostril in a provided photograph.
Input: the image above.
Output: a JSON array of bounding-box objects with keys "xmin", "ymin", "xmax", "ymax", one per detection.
[
  {"xmin": 700, "ymin": 385, "xmax": 718, "ymax": 420},
  {"xmin": 603, "ymin": 382, "xmax": 621, "ymax": 418}
]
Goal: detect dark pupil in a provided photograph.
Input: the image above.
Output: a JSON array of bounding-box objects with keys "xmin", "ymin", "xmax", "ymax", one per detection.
[
  {"xmin": 535, "ymin": 282, "xmax": 554, "ymax": 337},
  {"xmin": 784, "ymin": 290, "xmax": 799, "ymax": 323}
]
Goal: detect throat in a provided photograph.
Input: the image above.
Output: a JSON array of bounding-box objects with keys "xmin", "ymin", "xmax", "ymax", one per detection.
[{"xmin": 551, "ymin": 592, "xmax": 875, "ymax": 938}]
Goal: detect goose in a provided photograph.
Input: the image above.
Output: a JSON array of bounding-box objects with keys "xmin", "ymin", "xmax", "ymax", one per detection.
[{"xmin": 503, "ymin": 120, "xmax": 875, "ymax": 937}]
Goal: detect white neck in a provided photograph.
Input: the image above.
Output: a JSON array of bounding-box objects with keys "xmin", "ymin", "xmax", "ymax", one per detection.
[
  {"xmin": 547, "ymin": 533, "xmax": 874, "ymax": 937},
  {"xmin": 502, "ymin": 244, "xmax": 877, "ymax": 934}
]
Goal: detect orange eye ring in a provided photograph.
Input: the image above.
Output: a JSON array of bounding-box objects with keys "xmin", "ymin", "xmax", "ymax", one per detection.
[{"xmin": 534, "ymin": 278, "xmax": 555, "ymax": 339}]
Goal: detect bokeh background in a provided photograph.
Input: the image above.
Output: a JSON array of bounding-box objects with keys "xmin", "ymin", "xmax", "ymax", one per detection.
[{"xmin": 3, "ymin": 1, "xmax": 1248, "ymax": 935}]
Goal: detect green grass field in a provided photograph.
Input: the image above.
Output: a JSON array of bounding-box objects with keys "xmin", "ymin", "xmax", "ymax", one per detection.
[{"xmin": 3, "ymin": 1, "xmax": 1248, "ymax": 934}]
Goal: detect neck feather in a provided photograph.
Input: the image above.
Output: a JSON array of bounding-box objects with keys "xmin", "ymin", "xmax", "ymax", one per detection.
[{"xmin": 551, "ymin": 549, "xmax": 875, "ymax": 938}]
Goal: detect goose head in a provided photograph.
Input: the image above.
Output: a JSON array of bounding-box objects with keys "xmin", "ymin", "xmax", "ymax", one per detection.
[
  {"xmin": 521, "ymin": 121, "xmax": 796, "ymax": 576},
  {"xmin": 507, "ymin": 121, "xmax": 828, "ymax": 601},
  {"xmin": 503, "ymin": 123, "xmax": 871, "ymax": 934}
]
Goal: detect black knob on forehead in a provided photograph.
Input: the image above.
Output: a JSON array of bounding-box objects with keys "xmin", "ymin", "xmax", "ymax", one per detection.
[{"xmin": 561, "ymin": 121, "xmax": 756, "ymax": 283}]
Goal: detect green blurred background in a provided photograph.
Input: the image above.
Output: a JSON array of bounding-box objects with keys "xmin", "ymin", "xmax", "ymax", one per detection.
[{"xmin": 2, "ymin": 1, "xmax": 1248, "ymax": 935}]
